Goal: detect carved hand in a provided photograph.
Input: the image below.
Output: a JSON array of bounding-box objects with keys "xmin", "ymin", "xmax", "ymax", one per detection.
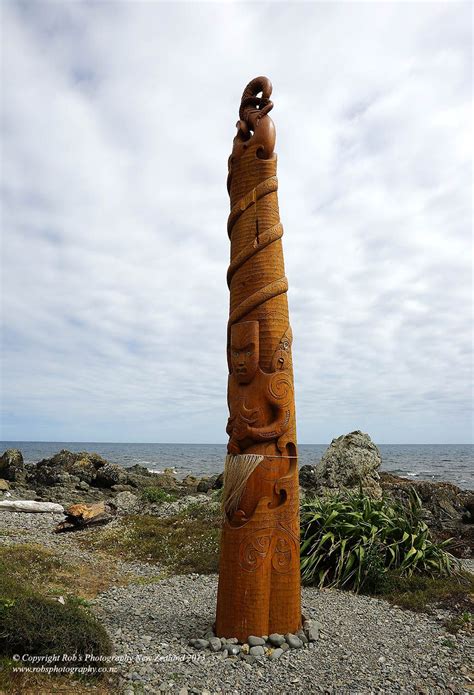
[
  {"xmin": 227, "ymin": 437, "xmax": 241, "ymax": 455},
  {"xmin": 247, "ymin": 406, "xmax": 291, "ymax": 442},
  {"xmin": 232, "ymin": 414, "xmax": 253, "ymax": 441}
]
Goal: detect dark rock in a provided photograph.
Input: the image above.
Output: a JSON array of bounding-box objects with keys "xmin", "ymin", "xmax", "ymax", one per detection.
[
  {"xmin": 212, "ymin": 473, "xmax": 224, "ymax": 490},
  {"xmin": 125, "ymin": 464, "xmax": 152, "ymax": 477},
  {"xmin": 248, "ymin": 636, "xmax": 265, "ymax": 647},
  {"xmin": 94, "ymin": 463, "xmax": 127, "ymax": 488},
  {"xmin": 69, "ymin": 458, "xmax": 96, "ymax": 484},
  {"xmin": 31, "ymin": 450, "xmax": 108, "ymax": 487},
  {"xmin": 299, "ymin": 465, "xmax": 318, "ymax": 489},
  {"xmin": 0, "ymin": 449, "xmax": 25, "ymax": 482},
  {"xmin": 197, "ymin": 477, "xmax": 212, "ymax": 493},
  {"xmin": 380, "ymin": 472, "xmax": 474, "ymax": 558}
]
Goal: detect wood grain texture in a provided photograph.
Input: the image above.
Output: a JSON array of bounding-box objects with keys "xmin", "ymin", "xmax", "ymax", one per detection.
[{"xmin": 215, "ymin": 77, "xmax": 301, "ymax": 641}]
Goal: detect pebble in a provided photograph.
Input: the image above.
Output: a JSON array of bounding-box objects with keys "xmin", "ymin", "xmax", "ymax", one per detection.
[
  {"xmin": 227, "ymin": 645, "xmax": 240, "ymax": 656},
  {"xmin": 208, "ymin": 637, "xmax": 221, "ymax": 652},
  {"xmin": 249, "ymin": 645, "xmax": 265, "ymax": 656},
  {"xmin": 285, "ymin": 633, "xmax": 303, "ymax": 649},
  {"xmin": 248, "ymin": 635, "xmax": 266, "ymax": 647},
  {"xmin": 194, "ymin": 639, "xmax": 209, "ymax": 650},
  {"xmin": 269, "ymin": 648, "xmax": 284, "ymax": 660},
  {"xmin": 268, "ymin": 633, "xmax": 285, "ymax": 646},
  {"xmin": 304, "ymin": 619, "xmax": 319, "ymax": 642}
]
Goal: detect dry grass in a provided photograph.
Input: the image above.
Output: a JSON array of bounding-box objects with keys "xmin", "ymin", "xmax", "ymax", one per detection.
[
  {"xmin": 81, "ymin": 505, "xmax": 221, "ymax": 575},
  {"xmin": 0, "ymin": 662, "xmax": 115, "ymax": 695},
  {"xmin": 0, "ymin": 543, "xmax": 119, "ymax": 600},
  {"xmin": 380, "ymin": 570, "xmax": 474, "ymax": 635}
]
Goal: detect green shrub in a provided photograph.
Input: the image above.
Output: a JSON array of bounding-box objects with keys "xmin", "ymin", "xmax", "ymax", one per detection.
[
  {"xmin": 0, "ymin": 545, "xmax": 112, "ymax": 669},
  {"xmin": 300, "ymin": 489, "xmax": 457, "ymax": 592},
  {"xmin": 141, "ymin": 486, "xmax": 177, "ymax": 504},
  {"xmin": 0, "ymin": 594, "xmax": 112, "ymax": 662}
]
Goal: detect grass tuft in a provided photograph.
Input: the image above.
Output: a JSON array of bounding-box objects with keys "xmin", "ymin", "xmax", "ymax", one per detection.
[{"xmin": 141, "ymin": 487, "xmax": 178, "ymax": 504}]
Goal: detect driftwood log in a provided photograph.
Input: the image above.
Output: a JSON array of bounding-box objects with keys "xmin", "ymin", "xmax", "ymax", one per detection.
[
  {"xmin": 0, "ymin": 500, "xmax": 64, "ymax": 513},
  {"xmin": 54, "ymin": 501, "xmax": 112, "ymax": 533}
]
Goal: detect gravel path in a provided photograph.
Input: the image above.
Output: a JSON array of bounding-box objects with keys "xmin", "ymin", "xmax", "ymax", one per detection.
[
  {"xmin": 93, "ymin": 576, "xmax": 472, "ymax": 695},
  {"xmin": 0, "ymin": 511, "xmax": 472, "ymax": 694}
]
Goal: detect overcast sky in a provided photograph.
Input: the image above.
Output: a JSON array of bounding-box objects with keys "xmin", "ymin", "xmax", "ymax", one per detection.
[{"xmin": 1, "ymin": 1, "xmax": 472, "ymax": 445}]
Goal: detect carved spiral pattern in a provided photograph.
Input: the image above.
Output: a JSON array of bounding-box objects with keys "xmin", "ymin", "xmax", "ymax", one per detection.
[
  {"xmin": 268, "ymin": 371, "xmax": 293, "ymax": 404},
  {"xmin": 239, "ymin": 529, "xmax": 295, "ymax": 574},
  {"xmin": 227, "ymin": 176, "xmax": 288, "ymax": 334},
  {"xmin": 272, "ymin": 536, "xmax": 293, "ymax": 574},
  {"xmin": 240, "ymin": 533, "xmax": 271, "ymax": 571}
]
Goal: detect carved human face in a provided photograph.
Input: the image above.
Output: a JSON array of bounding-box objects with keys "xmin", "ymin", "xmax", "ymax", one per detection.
[{"xmin": 230, "ymin": 321, "xmax": 259, "ymax": 384}]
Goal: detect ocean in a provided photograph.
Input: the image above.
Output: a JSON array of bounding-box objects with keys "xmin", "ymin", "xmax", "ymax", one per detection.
[{"xmin": 1, "ymin": 442, "xmax": 473, "ymax": 489}]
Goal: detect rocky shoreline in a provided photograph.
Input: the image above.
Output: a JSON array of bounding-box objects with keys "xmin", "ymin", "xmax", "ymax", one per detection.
[{"xmin": 1, "ymin": 431, "xmax": 472, "ymax": 557}]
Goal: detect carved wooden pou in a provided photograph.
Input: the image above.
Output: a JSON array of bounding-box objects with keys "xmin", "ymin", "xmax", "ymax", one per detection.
[{"xmin": 215, "ymin": 76, "xmax": 301, "ymax": 641}]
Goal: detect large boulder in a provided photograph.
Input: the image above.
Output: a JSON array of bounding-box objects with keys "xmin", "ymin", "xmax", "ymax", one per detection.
[
  {"xmin": 32, "ymin": 450, "xmax": 108, "ymax": 487},
  {"xmin": 312, "ymin": 430, "xmax": 382, "ymax": 498},
  {"xmin": 0, "ymin": 449, "xmax": 25, "ymax": 482}
]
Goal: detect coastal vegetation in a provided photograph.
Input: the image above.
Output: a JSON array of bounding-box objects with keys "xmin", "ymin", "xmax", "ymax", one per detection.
[
  {"xmin": 0, "ymin": 544, "xmax": 113, "ymax": 693},
  {"xmin": 141, "ymin": 486, "xmax": 178, "ymax": 504},
  {"xmin": 300, "ymin": 489, "xmax": 457, "ymax": 592},
  {"xmin": 81, "ymin": 500, "xmax": 221, "ymax": 574}
]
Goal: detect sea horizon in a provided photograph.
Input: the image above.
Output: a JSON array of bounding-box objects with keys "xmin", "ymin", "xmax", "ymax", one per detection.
[{"xmin": 2, "ymin": 440, "xmax": 473, "ymax": 489}]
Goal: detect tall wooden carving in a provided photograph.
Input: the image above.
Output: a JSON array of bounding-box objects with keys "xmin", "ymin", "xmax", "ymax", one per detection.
[{"xmin": 215, "ymin": 77, "xmax": 301, "ymax": 641}]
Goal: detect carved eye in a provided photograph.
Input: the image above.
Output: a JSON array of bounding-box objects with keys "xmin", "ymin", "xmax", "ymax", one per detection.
[
  {"xmin": 247, "ymin": 350, "xmax": 252, "ymax": 356},
  {"xmin": 232, "ymin": 350, "xmax": 239, "ymax": 357}
]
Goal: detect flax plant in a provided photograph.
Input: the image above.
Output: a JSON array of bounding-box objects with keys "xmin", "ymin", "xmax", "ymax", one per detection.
[{"xmin": 300, "ymin": 489, "xmax": 456, "ymax": 592}]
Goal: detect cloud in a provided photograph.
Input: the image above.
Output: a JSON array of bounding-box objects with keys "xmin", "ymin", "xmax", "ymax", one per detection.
[{"xmin": 1, "ymin": 1, "xmax": 472, "ymax": 444}]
